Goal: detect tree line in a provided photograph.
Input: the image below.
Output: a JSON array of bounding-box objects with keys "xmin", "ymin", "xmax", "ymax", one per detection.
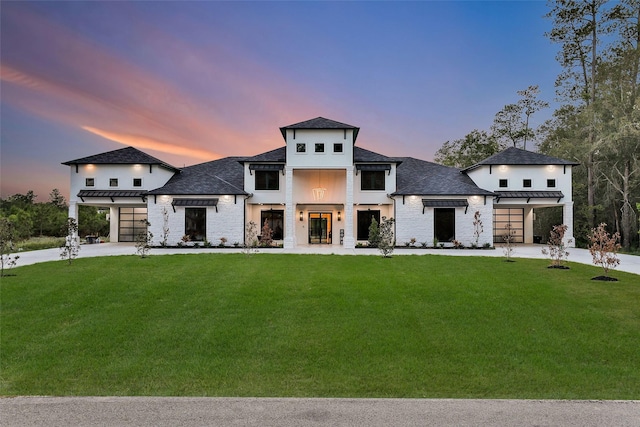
[
  {"xmin": 435, "ymin": 0, "xmax": 640, "ymax": 250},
  {"xmin": 0, "ymin": 189, "xmax": 109, "ymax": 240}
]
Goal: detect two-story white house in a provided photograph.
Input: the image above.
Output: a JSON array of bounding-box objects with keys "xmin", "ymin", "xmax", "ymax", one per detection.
[{"xmin": 63, "ymin": 117, "xmax": 577, "ymax": 248}]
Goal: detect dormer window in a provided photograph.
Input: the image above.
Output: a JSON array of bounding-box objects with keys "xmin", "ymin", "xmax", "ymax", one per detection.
[
  {"xmin": 315, "ymin": 143, "xmax": 325, "ymax": 153},
  {"xmin": 296, "ymin": 143, "xmax": 306, "ymax": 153},
  {"xmin": 85, "ymin": 178, "xmax": 95, "ymax": 187},
  {"xmin": 499, "ymin": 179, "xmax": 508, "ymax": 188},
  {"xmin": 523, "ymin": 179, "xmax": 532, "ymax": 188},
  {"xmin": 333, "ymin": 143, "xmax": 343, "ymax": 153}
]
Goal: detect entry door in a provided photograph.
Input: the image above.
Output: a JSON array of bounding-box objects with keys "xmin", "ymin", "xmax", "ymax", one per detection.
[{"xmin": 308, "ymin": 213, "xmax": 332, "ymax": 244}]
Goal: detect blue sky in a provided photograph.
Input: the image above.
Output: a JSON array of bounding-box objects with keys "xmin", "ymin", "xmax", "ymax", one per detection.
[{"xmin": 1, "ymin": 1, "xmax": 560, "ymax": 200}]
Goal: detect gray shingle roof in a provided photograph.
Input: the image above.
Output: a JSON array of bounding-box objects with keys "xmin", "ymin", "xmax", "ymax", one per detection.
[
  {"xmin": 462, "ymin": 147, "xmax": 579, "ymax": 172},
  {"xmin": 393, "ymin": 157, "xmax": 493, "ymax": 196},
  {"xmin": 354, "ymin": 147, "xmax": 402, "ymax": 163},
  {"xmin": 280, "ymin": 117, "xmax": 360, "ymax": 142},
  {"xmin": 147, "ymin": 157, "xmax": 247, "ymax": 195},
  {"xmin": 62, "ymin": 146, "xmax": 179, "ymax": 171},
  {"xmin": 239, "ymin": 147, "xmax": 286, "ymax": 163}
]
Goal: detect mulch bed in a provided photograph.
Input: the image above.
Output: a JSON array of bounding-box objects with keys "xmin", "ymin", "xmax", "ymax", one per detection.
[{"xmin": 591, "ymin": 275, "xmax": 619, "ymax": 281}]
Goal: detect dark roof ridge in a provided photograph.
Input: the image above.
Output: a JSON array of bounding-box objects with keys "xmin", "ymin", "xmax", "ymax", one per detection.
[
  {"xmin": 462, "ymin": 147, "xmax": 579, "ymax": 172},
  {"xmin": 279, "ymin": 117, "xmax": 360, "ymax": 142},
  {"xmin": 62, "ymin": 146, "xmax": 179, "ymax": 171}
]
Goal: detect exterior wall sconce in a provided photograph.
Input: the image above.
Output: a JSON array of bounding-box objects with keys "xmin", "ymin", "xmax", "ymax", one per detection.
[
  {"xmin": 299, "ymin": 211, "xmax": 303, "ymax": 221},
  {"xmin": 337, "ymin": 211, "xmax": 341, "ymax": 221}
]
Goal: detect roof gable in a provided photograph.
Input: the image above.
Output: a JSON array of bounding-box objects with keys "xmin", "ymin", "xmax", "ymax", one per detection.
[
  {"xmin": 279, "ymin": 117, "xmax": 360, "ymax": 142},
  {"xmin": 62, "ymin": 146, "xmax": 178, "ymax": 171},
  {"xmin": 462, "ymin": 147, "xmax": 578, "ymax": 172}
]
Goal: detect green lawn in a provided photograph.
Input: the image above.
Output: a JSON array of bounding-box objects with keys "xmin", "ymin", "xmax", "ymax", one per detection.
[{"xmin": 1, "ymin": 254, "xmax": 639, "ymax": 398}]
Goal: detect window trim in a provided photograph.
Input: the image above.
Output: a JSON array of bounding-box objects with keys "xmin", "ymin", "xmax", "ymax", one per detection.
[
  {"xmin": 361, "ymin": 170, "xmax": 386, "ymax": 191},
  {"xmin": 185, "ymin": 207, "xmax": 207, "ymax": 242},
  {"xmin": 255, "ymin": 170, "xmax": 280, "ymax": 191},
  {"xmin": 434, "ymin": 208, "xmax": 456, "ymax": 242},
  {"xmin": 261, "ymin": 209, "xmax": 284, "ymax": 240}
]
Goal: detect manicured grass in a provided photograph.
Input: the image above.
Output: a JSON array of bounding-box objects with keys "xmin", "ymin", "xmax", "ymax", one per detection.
[{"xmin": 1, "ymin": 254, "xmax": 639, "ymax": 398}]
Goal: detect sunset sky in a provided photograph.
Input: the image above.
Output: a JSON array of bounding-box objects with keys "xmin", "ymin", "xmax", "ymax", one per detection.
[{"xmin": 1, "ymin": 1, "xmax": 560, "ymax": 201}]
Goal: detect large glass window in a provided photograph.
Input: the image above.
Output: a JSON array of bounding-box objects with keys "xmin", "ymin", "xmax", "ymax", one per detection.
[
  {"xmin": 255, "ymin": 171, "xmax": 279, "ymax": 190},
  {"xmin": 261, "ymin": 210, "xmax": 284, "ymax": 240},
  {"xmin": 185, "ymin": 208, "xmax": 206, "ymax": 241},
  {"xmin": 357, "ymin": 210, "xmax": 381, "ymax": 240},
  {"xmin": 434, "ymin": 208, "xmax": 455, "ymax": 242},
  {"xmin": 361, "ymin": 171, "xmax": 385, "ymax": 190}
]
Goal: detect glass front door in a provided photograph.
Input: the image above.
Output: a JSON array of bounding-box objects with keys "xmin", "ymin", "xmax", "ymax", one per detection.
[{"xmin": 308, "ymin": 212, "xmax": 332, "ymax": 244}]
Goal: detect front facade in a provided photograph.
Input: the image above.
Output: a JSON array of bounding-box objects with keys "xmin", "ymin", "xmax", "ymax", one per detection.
[{"xmin": 63, "ymin": 117, "xmax": 577, "ymax": 248}]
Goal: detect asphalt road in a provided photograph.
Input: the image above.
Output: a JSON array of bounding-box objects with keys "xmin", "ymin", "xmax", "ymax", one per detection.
[{"xmin": 2, "ymin": 397, "xmax": 640, "ymax": 427}]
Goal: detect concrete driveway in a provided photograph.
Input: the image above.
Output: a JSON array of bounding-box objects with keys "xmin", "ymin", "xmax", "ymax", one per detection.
[{"xmin": 2, "ymin": 397, "xmax": 640, "ymax": 427}]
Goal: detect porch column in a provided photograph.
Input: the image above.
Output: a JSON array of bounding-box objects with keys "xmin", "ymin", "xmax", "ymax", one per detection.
[
  {"xmin": 284, "ymin": 166, "xmax": 296, "ymax": 249},
  {"xmin": 563, "ymin": 201, "xmax": 575, "ymax": 247},
  {"xmin": 343, "ymin": 166, "xmax": 355, "ymax": 248}
]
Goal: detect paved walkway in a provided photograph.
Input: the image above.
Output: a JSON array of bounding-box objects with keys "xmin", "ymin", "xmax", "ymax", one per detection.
[
  {"xmin": 13, "ymin": 242, "xmax": 640, "ymax": 275},
  {"xmin": 2, "ymin": 397, "xmax": 639, "ymax": 427}
]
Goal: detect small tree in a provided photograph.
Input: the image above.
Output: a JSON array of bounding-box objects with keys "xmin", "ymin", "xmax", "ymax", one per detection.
[
  {"xmin": 243, "ymin": 221, "xmax": 259, "ymax": 255},
  {"xmin": 260, "ymin": 219, "xmax": 273, "ymax": 247},
  {"xmin": 502, "ymin": 223, "xmax": 516, "ymax": 262},
  {"xmin": 541, "ymin": 224, "xmax": 572, "ymax": 268},
  {"xmin": 0, "ymin": 217, "xmax": 19, "ymax": 277},
  {"xmin": 588, "ymin": 223, "xmax": 621, "ymax": 279},
  {"xmin": 378, "ymin": 216, "xmax": 396, "ymax": 258},
  {"xmin": 60, "ymin": 217, "xmax": 80, "ymax": 265},
  {"xmin": 368, "ymin": 217, "xmax": 380, "ymax": 248},
  {"xmin": 160, "ymin": 207, "xmax": 170, "ymax": 247},
  {"xmin": 472, "ymin": 210, "xmax": 483, "ymax": 247},
  {"xmin": 135, "ymin": 219, "xmax": 153, "ymax": 258}
]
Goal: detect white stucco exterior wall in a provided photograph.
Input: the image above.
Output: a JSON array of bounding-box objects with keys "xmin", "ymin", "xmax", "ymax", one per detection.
[
  {"xmin": 147, "ymin": 195, "xmax": 245, "ymax": 246},
  {"xmin": 394, "ymin": 195, "xmax": 494, "ymax": 247}
]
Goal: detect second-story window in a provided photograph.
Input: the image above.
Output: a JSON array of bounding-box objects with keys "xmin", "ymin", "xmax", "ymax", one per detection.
[
  {"xmin": 133, "ymin": 178, "xmax": 142, "ymax": 187},
  {"xmin": 255, "ymin": 171, "xmax": 279, "ymax": 190},
  {"xmin": 523, "ymin": 179, "xmax": 532, "ymax": 188},
  {"xmin": 361, "ymin": 170, "xmax": 385, "ymax": 190},
  {"xmin": 109, "ymin": 178, "xmax": 118, "ymax": 187},
  {"xmin": 333, "ymin": 143, "xmax": 343, "ymax": 153},
  {"xmin": 296, "ymin": 143, "xmax": 306, "ymax": 153},
  {"xmin": 315, "ymin": 143, "xmax": 325, "ymax": 153},
  {"xmin": 499, "ymin": 179, "xmax": 508, "ymax": 188},
  {"xmin": 85, "ymin": 178, "xmax": 95, "ymax": 187},
  {"xmin": 547, "ymin": 179, "xmax": 556, "ymax": 188}
]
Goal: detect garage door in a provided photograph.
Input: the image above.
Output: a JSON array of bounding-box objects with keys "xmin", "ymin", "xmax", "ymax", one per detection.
[
  {"xmin": 119, "ymin": 207, "xmax": 147, "ymax": 242},
  {"xmin": 493, "ymin": 208, "xmax": 524, "ymax": 243}
]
